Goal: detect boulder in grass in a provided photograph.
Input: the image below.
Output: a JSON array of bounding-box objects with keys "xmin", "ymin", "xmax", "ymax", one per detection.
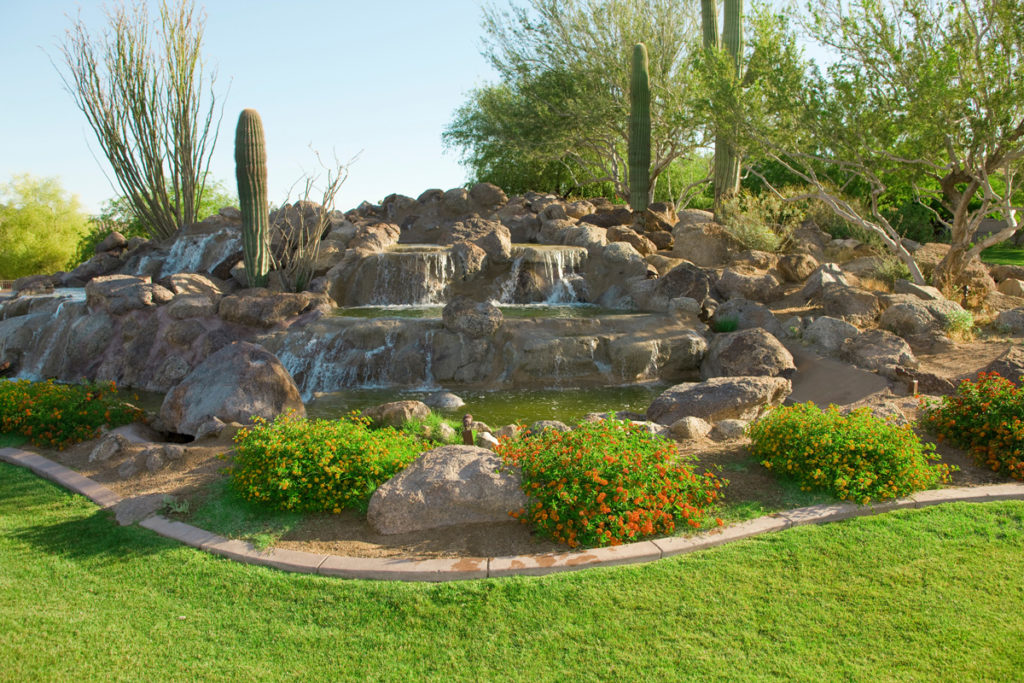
[
  {"xmin": 646, "ymin": 376, "xmax": 792, "ymax": 426},
  {"xmin": 366, "ymin": 445, "xmax": 527, "ymax": 535},
  {"xmin": 158, "ymin": 341, "xmax": 304, "ymax": 437}
]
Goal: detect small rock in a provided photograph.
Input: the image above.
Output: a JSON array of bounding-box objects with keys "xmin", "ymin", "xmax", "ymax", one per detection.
[
  {"xmin": 423, "ymin": 391, "xmax": 465, "ymax": 411},
  {"xmin": 669, "ymin": 416, "xmax": 712, "ymax": 440},
  {"xmin": 711, "ymin": 419, "xmax": 749, "ymax": 441},
  {"xmin": 89, "ymin": 434, "xmax": 132, "ymax": 462},
  {"xmin": 528, "ymin": 420, "xmax": 571, "ymax": 434},
  {"xmin": 476, "ymin": 432, "xmax": 500, "ymax": 451},
  {"xmin": 362, "ymin": 400, "xmax": 431, "ymax": 429}
]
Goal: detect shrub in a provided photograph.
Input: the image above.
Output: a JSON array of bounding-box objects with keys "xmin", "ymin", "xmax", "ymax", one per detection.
[
  {"xmin": 0, "ymin": 379, "xmax": 144, "ymax": 449},
  {"xmin": 943, "ymin": 309, "xmax": 974, "ymax": 340},
  {"xmin": 401, "ymin": 411, "xmax": 461, "ymax": 445},
  {"xmin": 920, "ymin": 372, "xmax": 1024, "ymax": 480},
  {"xmin": 496, "ymin": 419, "xmax": 724, "ymax": 548},
  {"xmin": 229, "ymin": 413, "xmax": 427, "ymax": 513},
  {"xmin": 719, "ymin": 190, "xmax": 799, "ymax": 253},
  {"xmin": 749, "ymin": 402, "xmax": 955, "ymax": 504},
  {"xmin": 871, "ymin": 255, "xmax": 911, "ymax": 286}
]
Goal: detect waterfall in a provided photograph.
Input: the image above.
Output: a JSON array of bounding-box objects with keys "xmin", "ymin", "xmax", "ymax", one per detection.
[
  {"xmin": 497, "ymin": 245, "xmax": 588, "ymax": 304},
  {"xmin": 364, "ymin": 246, "xmax": 457, "ymax": 306}
]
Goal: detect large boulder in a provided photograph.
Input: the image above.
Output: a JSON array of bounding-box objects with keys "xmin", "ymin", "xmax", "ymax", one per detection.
[
  {"xmin": 671, "ymin": 223, "xmax": 744, "ymax": 267},
  {"xmin": 879, "ymin": 296, "xmax": 967, "ymax": 339},
  {"xmin": 715, "ymin": 267, "xmax": 782, "ymax": 303},
  {"xmin": 804, "ymin": 316, "xmax": 859, "ymax": 354},
  {"xmin": 997, "ymin": 308, "xmax": 1024, "ymax": 334},
  {"xmin": 366, "ymin": 445, "xmax": 528, "ymax": 535},
  {"xmin": 646, "ymin": 376, "xmax": 792, "ymax": 425},
  {"xmin": 158, "ymin": 341, "xmax": 305, "ymax": 437},
  {"xmin": 442, "ymin": 296, "xmax": 503, "ymax": 338},
  {"xmin": 984, "ymin": 346, "xmax": 1024, "ymax": 385},
  {"xmin": 218, "ymin": 289, "xmax": 328, "ymax": 328},
  {"xmin": 913, "ymin": 242, "xmax": 997, "ymax": 296},
  {"xmin": 840, "ymin": 329, "xmax": 917, "ymax": 376},
  {"xmin": 778, "ymin": 252, "xmax": 820, "ymax": 282},
  {"xmin": 653, "ymin": 263, "xmax": 716, "ymax": 304},
  {"xmin": 822, "ymin": 283, "xmax": 880, "ymax": 326},
  {"xmin": 701, "ymin": 328, "xmax": 796, "ymax": 380},
  {"xmin": 710, "ymin": 298, "xmax": 784, "ymax": 338},
  {"xmin": 800, "ymin": 263, "xmax": 850, "ymax": 300},
  {"xmin": 439, "ymin": 217, "xmax": 513, "ymax": 262},
  {"xmin": 607, "ymin": 226, "xmax": 657, "ymax": 256},
  {"xmin": 348, "ymin": 222, "xmax": 401, "ymax": 253},
  {"xmin": 85, "ymin": 274, "xmax": 174, "ymax": 315}
]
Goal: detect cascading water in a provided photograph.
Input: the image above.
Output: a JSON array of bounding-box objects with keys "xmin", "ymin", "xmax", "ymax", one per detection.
[
  {"xmin": 497, "ymin": 245, "xmax": 588, "ymax": 304},
  {"xmin": 364, "ymin": 246, "xmax": 457, "ymax": 306}
]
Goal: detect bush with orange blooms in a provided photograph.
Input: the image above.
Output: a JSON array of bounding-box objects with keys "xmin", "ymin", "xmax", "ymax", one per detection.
[
  {"xmin": 749, "ymin": 402, "xmax": 955, "ymax": 503},
  {"xmin": 920, "ymin": 372, "xmax": 1024, "ymax": 480},
  {"xmin": 0, "ymin": 379, "xmax": 144, "ymax": 449},
  {"xmin": 496, "ymin": 419, "xmax": 724, "ymax": 549}
]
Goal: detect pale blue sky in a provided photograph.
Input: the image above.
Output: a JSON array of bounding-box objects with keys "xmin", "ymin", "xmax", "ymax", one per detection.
[{"xmin": 0, "ymin": 0, "xmax": 497, "ymax": 214}]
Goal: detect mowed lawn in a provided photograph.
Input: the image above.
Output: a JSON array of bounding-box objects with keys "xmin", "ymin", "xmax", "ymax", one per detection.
[{"xmin": 2, "ymin": 461, "xmax": 1023, "ymax": 681}]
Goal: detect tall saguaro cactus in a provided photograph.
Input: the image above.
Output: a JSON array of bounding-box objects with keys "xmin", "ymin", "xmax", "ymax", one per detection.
[
  {"xmin": 702, "ymin": 0, "xmax": 744, "ymax": 214},
  {"xmin": 628, "ymin": 43, "xmax": 652, "ymax": 213},
  {"xmin": 235, "ymin": 109, "xmax": 271, "ymax": 288}
]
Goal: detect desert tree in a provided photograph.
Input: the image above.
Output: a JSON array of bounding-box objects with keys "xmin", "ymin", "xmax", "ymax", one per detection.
[
  {"xmin": 750, "ymin": 0, "xmax": 1024, "ymax": 293},
  {"xmin": 445, "ymin": 0, "xmax": 705, "ymax": 204},
  {"xmin": 56, "ymin": 0, "xmax": 223, "ymax": 241}
]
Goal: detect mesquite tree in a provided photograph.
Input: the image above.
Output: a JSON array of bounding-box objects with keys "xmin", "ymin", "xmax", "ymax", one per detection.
[
  {"xmin": 753, "ymin": 0, "xmax": 1024, "ymax": 294},
  {"xmin": 57, "ymin": 0, "xmax": 222, "ymax": 241}
]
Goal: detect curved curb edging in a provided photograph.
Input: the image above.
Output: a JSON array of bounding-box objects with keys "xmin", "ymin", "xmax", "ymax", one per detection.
[{"xmin": 5, "ymin": 446, "xmax": 1024, "ymax": 581}]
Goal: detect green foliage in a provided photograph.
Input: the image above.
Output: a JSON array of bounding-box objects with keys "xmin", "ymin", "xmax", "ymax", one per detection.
[
  {"xmin": 718, "ymin": 189, "xmax": 798, "ymax": 252},
  {"xmin": 496, "ymin": 419, "xmax": 724, "ymax": 548},
  {"xmin": 445, "ymin": 0, "xmax": 704, "ymax": 202},
  {"xmin": 981, "ymin": 243, "xmax": 1024, "ymax": 266},
  {"xmin": 711, "ymin": 316, "xmax": 739, "ymax": 333},
  {"xmin": 185, "ymin": 478, "xmax": 303, "ymax": 550},
  {"xmin": 73, "ymin": 177, "xmax": 235, "ymax": 266},
  {"xmin": 229, "ymin": 413, "xmax": 427, "ymax": 513},
  {"xmin": 749, "ymin": 402, "xmax": 955, "ymax": 503},
  {"xmin": 0, "ymin": 174, "xmax": 90, "ymax": 279},
  {"xmin": 943, "ymin": 309, "xmax": 975, "ymax": 339},
  {"xmin": 0, "ymin": 379, "xmax": 145, "ymax": 449},
  {"xmin": 921, "ymin": 372, "xmax": 1024, "ymax": 480},
  {"xmin": 628, "ymin": 43, "xmax": 651, "ymax": 211},
  {"xmin": 871, "ymin": 255, "xmax": 911, "ymax": 286},
  {"xmin": 235, "ymin": 109, "xmax": 271, "ymax": 288},
  {"xmin": 401, "ymin": 412, "xmax": 461, "ymax": 445}
]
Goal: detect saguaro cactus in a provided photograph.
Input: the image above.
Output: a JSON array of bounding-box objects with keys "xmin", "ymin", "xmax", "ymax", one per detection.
[
  {"xmin": 235, "ymin": 108, "xmax": 270, "ymax": 288},
  {"xmin": 628, "ymin": 42, "xmax": 652, "ymax": 213},
  {"xmin": 703, "ymin": 0, "xmax": 744, "ymax": 214}
]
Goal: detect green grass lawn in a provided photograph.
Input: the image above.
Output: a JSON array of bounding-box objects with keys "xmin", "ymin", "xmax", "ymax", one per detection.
[
  {"xmin": 3, "ymin": 462, "xmax": 1024, "ymax": 681},
  {"xmin": 981, "ymin": 243, "xmax": 1024, "ymax": 266}
]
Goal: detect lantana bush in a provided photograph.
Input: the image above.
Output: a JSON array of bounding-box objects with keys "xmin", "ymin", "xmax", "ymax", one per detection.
[
  {"xmin": 496, "ymin": 419, "xmax": 724, "ymax": 549},
  {"xmin": 0, "ymin": 379, "xmax": 144, "ymax": 449},
  {"xmin": 921, "ymin": 372, "xmax": 1024, "ymax": 480},
  {"xmin": 229, "ymin": 413, "xmax": 427, "ymax": 513},
  {"xmin": 749, "ymin": 402, "xmax": 955, "ymax": 503}
]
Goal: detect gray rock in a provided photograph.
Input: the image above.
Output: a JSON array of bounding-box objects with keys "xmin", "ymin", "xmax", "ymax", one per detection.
[
  {"xmin": 366, "ymin": 445, "xmax": 527, "ymax": 535},
  {"xmin": 710, "ymin": 298, "xmax": 784, "ymax": 338},
  {"xmin": 716, "ymin": 268, "xmax": 782, "ymax": 303},
  {"xmin": 996, "ymin": 308, "xmax": 1024, "ymax": 334},
  {"xmin": 85, "ymin": 274, "xmax": 174, "ymax": 315},
  {"xmin": 778, "ymin": 252, "xmax": 820, "ymax": 282},
  {"xmin": 476, "ymin": 432, "xmax": 500, "ymax": 451},
  {"xmin": 439, "ymin": 217, "xmax": 513, "ymax": 263},
  {"xmin": 701, "ymin": 328, "xmax": 796, "ymax": 380},
  {"xmin": 711, "ymin": 419, "xmax": 749, "ymax": 441},
  {"xmin": 894, "ymin": 279, "xmax": 944, "ymax": 300},
  {"xmin": 804, "ymin": 316, "xmax": 859, "ymax": 354},
  {"xmin": 646, "ymin": 376, "xmax": 792, "ymax": 426},
  {"xmin": 158, "ymin": 341, "xmax": 305, "ymax": 437},
  {"xmin": 529, "ymin": 420, "xmax": 572, "ymax": 434},
  {"xmin": 89, "ymin": 433, "xmax": 133, "ymax": 462},
  {"xmin": 984, "ymin": 346, "xmax": 1024, "ymax": 385},
  {"xmin": 840, "ymin": 329, "xmax": 918, "ymax": 376},
  {"xmin": 669, "ymin": 416, "xmax": 712, "ymax": 440},
  {"xmin": 800, "ymin": 263, "xmax": 849, "ymax": 300},
  {"xmin": 442, "ymin": 296, "xmax": 503, "ymax": 338},
  {"xmin": 362, "ymin": 400, "xmax": 431, "ymax": 429},
  {"xmin": 997, "ymin": 278, "xmax": 1024, "ymax": 297},
  {"xmin": 423, "ymin": 391, "xmax": 465, "ymax": 411},
  {"xmin": 822, "ymin": 283, "xmax": 880, "ymax": 326}
]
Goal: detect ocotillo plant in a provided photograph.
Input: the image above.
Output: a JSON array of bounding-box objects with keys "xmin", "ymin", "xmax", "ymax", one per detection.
[
  {"xmin": 235, "ymin": 109, "xmax": 270, "ymax": 288},
  {"xmin": 702, "ymin": 0, "xmax": 744, "ymax": 213},
  {"xmin": 628, "ymin": 42, "xmax": 652, "ymax": 213}
]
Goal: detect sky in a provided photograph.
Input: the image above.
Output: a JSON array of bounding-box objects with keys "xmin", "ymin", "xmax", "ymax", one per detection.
[{"xmin": 0, "ymin": 0, "xmax": 499, "ymax": 215}]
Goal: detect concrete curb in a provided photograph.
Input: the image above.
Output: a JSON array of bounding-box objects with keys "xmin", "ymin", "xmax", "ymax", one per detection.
[{"xmin": 5, "ymin": 448, "xmax": 1024, "ymax": 582}]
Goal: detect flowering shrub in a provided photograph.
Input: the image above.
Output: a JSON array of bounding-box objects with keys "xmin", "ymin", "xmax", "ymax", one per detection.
[
  {"xmin": 749, "ymin": 402, "xmax": 955, "ymax": 503},
  {"xmin": 229, "ymin": 413, "xmax": 427, "ymax": 513},
  {"xmin": 0, "ymin": 379, "xmax": 144, "ymax": 449},
  {"xmin": 496, "ymin": 419, "xmax": 724, "ymax": 549},
  {"xmin": 920, "ymin": 372, "xmax": 1024, "ymax": 480}
]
